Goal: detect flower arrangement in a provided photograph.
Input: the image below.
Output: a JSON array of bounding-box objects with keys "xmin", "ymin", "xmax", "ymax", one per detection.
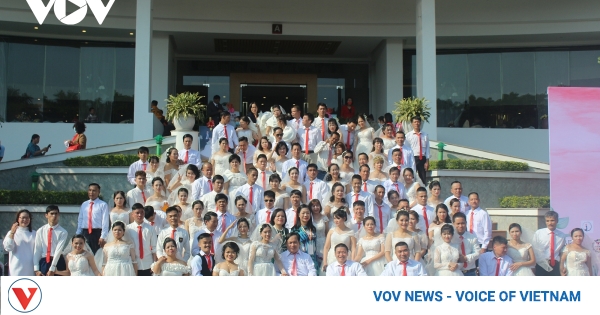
[{"xmin": 165, "ymin": 92, "xmax": 207, "ymax": 122}]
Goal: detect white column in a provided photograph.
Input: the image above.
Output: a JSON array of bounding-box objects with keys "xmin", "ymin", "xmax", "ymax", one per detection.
[
  {"xmin": 416, "ymin": 0, "xmax": 437, "ymax": 139},
  {"xmin": 151, "ymin": 34, "xmax": 171, "ymax": 140},
  {"xmin": 372, "ymin": 39, "xmax": 403, "ymax": 118},
  {"xmin": 133, "ymin": 0, "xmax": 154, "ymax": 141}
]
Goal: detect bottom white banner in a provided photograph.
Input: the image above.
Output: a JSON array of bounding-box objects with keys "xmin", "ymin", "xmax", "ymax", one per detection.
[{"xmin": 1, "ymin": 277, "xmax": 588, "ymax": 314}]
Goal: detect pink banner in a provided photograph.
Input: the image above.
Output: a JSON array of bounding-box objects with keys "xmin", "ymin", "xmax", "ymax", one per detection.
[{"xmin": 548, "ymin": 87, "xmax": 600, "ymax": 275}]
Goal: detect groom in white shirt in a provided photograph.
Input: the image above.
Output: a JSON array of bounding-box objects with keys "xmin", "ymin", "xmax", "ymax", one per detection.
[
  {"xmin": 380, "ymin": 241, "xmax": 427, "ymax": 276},
  {"xmin": 326, "ymin": 244, "xmax": 367, "ymax": 276},
  {"xmin": 279, "ymin": 233, "xmax": 317, "ymax": 276}
]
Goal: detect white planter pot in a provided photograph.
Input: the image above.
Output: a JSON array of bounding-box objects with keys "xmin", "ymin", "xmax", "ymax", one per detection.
[
  {"xmin": 401, "ymin": 121, "xmax": 413, "ymax": 134},
  {"xmin": 173, "ymin": 115, "xmax": 195, "ymax": 131}
]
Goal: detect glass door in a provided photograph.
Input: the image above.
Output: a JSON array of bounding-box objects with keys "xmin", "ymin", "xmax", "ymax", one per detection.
[{"xmin": 240, "ymin": 84, "xmax": 307, "ymax": 116}]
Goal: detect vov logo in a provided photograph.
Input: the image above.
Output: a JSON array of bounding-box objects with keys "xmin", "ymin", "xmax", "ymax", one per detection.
[
  {"xmin": 26, "ymin": 0, "xmax": 115, "ymax": 25},
  {"xmin": 7, "ymin": 278, "xmax": 42, "ymax": 313}
]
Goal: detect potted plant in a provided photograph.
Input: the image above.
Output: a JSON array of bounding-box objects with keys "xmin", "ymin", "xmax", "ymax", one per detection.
[
  {"xmin": 392, "ymin": 97, "xmax": 431, "ymax": 133},
  {"xmin": 165, "ymin": 92, "xmax": 206, "ymax": 131}
]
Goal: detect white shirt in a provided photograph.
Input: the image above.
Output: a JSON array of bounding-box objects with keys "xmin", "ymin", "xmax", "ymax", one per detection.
[
  {"xmin": 156, "ymin": 226, "xmax": 190, "ymax": 261},
  {"xmin": 387, "ymin": 145, "xmax": 416, "ymax": 170},
  {"xmin": 314, "ymin": 141, "xmax": 336, "ymax": 171},
  {"xmin": 256, "ymin": 169, "xmax": 273, "ymax": 190},
  {"xmin": 190, "ymin": 251, "xmax": 215, "ymax": 276},
  {"xmin": 127, "ymin": 159, "xmax": 149, "ymax": 185},
  {"xmin": 191, "ymin": 228, "xmax": 223, "ymax": 261},
  {"xmin": 76, "ymin": 198, "xmax": 110, "ymax": 239},
  {"xmin": 312, "ymin": 116, "xmax": 329, "ymax": 141},
  {"xmin": 126, "ymin": 221, "xmax": 157, "ymax": 270},
  {"xmin": 380, "ymin": 259, "xmax": 427, "ymax": 276},
  {"xmin": 201, "ymin": 191, "xmax": 221, "ymax": 213},
  {"xmin": 360, "ymin": 179, "xmax": 378, "ymax": 194},
  {"xmin": 126, "ymin": 187, "xmax": 153, "ymax": 208},
  {"xmin": 410, "ymin": 204, "xmax": 435, "ymax": 232},
  {"xmin": 236, "ymin": 145, "xmax": 257, "ymax": 167},
  {"xmin": 465, "ymin": 207, "xmax": 492, "ymax": 248},
  {"xmin": 531, "ymin": 227, "xmax": 566, "ymax": 270},
  {"xmin": 296, "ymin": 125, "xmax": 320, "ymax": 151},
  {"xmin": 279, "ymin": 250, "xmax": 317, "ymax": 276},
  {"xmin": 285, "ymin": 207, "xmax": 298, "ymax": 229},
  {"xmin": 192, "ymin": 176, "xmax": 212, "ymax": 201},
  {"xmin": 33, "ymin": 224, "xmax": 68, "ymax": 272},
  {"xmin": 338, "ymin": 125, "xmax": 355, "ymax": 148},
  {"xmin": 383, "ymin": 179, "xmax": 408, "ymax": 201},
  {"xmin": 346, "ymin": 191, "xmax": 375, "ymax": 216},
  {"xmin": 326, "ymin": 260, "xmax": 367, "ymax": 276},
  {"xmin": 405, "ymin": 130, "xmax": 430, "ymax": 160},
  {"xmin": 255, "ymin": 208, "xmax": 276, "ymax": 226},
  {"xmin": 479, "ymin": 252, "xmax": 514, "ymax": 276},
  {"xmin": 347, "ymin": 218, "xmax": 365, "ymax": 237},
  {"xmin": 444, "ymin": 195, "xmax": 469, "ymax": 213},
  {"xmin": 216, "ymin": 211, "xmax": 238, "ymax": 238},
  {"xmin": 235, "ymin": 184, "xmax": 264, "ymax": 214},
  {"xmin": 288, "ymin": 118, "xmax": 302, "ymax": 130},
  {"xmin": 373, "ymin": 201, "xmax": 391, "ymax": 234},
  {"xmin": 145, "ymin": 210, "xmax": 168, "ymax": 235},
  {"xmin": 281, "ymin": 158, "xmax": 308, "ymax": 183},
  {"xmin": 3, "ymin": 228, "xmax": 36, "ymax": 276},
  {"xmin": 304, "ymin": 178, "xmax": 329, "ymax": 201},
  {"xmin": 212, "ymin": 123, "xmax": 239, "ymax": 151},
  {"xmin": 178, "ymin": 148, "xmax": 202, "ymax": 168},
  {"xmin": 451, "ymin": 231, "xmax": 481, "ymax": 271}
]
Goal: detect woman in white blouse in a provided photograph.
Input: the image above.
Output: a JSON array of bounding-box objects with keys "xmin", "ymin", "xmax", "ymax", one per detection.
[
  {"xmin": 151, "ymin": 238, "xmax": 191, "ymax": 276},
  {"xmin": 3, "ymin": 209, "xmax": 36, "ymax": 276}
]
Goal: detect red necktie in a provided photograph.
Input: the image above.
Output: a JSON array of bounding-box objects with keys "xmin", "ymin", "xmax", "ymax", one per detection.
[
  {"xmin": 224, "ymin": 125, "xmax": 228, "ymax": 140},
  {"xmin": 328, "ymin": 146, "xmax": 333, "ymax": 162},
  {"xmin": 357, "ymin": 222, "xmax": 362, "ymax": 230},
  {"xmin": 221, "ymin": 215, "xmax": 226, "ymax": 233},
  {"xmin": 206, "ymin": 254, "xmax": 213, "ymax": 270},
  {"xmin": 249, "ymin": 186, "xmax": 253, "ymax": 205},
  {"xmin": 400, "ymin": 147, "xmax": 404, "ymax": 165},
  {"xmin": 393, "ymin": 183, "xmax": 399, "ymax": 193},
  {"xmin": 296, "ymin": 119, "xmax": 300, "ymax": 129},
  {"xmin": 184, "ymin": 151, "xmax": 189, "ymax": 164},
  {"xmin": 296, "ymin": 160, "xmax": 299, "ymax": 169},
  {"xmin": 291, "ymin": 253, "xmax": 298, "ymax": 276},
  {"xmin": 346, "ymin": 129, "xmax": 350, "ymax": 147},
  {"xmin": 266, "ymin": 210, "xmax": 271, "ymax": 223},
  {"xmin": 494, "ymin": 257, "xmax": 501, "ymax": 276},
  {"xmin": 377, "ymin": 204, "xmax": 384, "ymax": 233},
  {"xmin": 150, "ymin": 221, "xmax": 155, "ymax": 226},
  {"xmin": 363, "ymin": 182, "xmax": 367, "ymax": 192},
  {"xmin": 309, "ymin": 182, "xmax": 314, "ymax": 200},
  {"xmin": 293, "ymin": 210, "xmax": 297, "ymax": 226},
  {"xmin": 321, "ymin": 119, "xmax": 325, "ymax": 141},
  {"xmin": 417, "ymin": 133, "xmax": 423, "ymax": 160},
  {"xmin": 422, "ymin": 207, "xmax": 429, "ymax": 231},
  {"xmin": 550, "ymin": 231, "xmax": 555, "ymax": 267},
  {"xmin": 171, "ymin": 229, "xmax": 176, "ymax": 240},
  {"xmin": 243, "ymin": 152, "xmax": 247, "ymax": 173},
  {"xmin": 210, "ymin": 233, "xmax": 215, "ymax": 255},
  {"xmin": 401, "ymin": 261, "xmax": 408, "ymax": 276},
  {"xmin": 141, "ymin": 191, "xmax": 146, "ymax": 203},
  {"xmin": 262, "ymin": 172, "xmax": 266, "ymax": 189},
  {"xmin": 460, "ymin": 235, "xmax": 467, "ymax": 268},
  {"xmin": 469, "ymin": 210, "xmax": 474, "ymax": 234},
  {"xmin": 305, "ymin": 128, "xmax": 309, "ymax": 155},
  {"xmin": 142, "ymin": 163, "xmax": 147, "ymax": 171},
  {"xmin": 208, "ymin": 179, "xmax": 213, "ymax": 191},
  {"xmin": 87, "ymin": 201, "xmax": 94, "ymax": 234},
  {"xmin": 46, "ymin": 227, "xmax": 53, "ymax": 263},
  {"xmin": 354, "ymin": 193, "xmax": 359, "ymax": 202},
  {"xmin": 340, "ymin": 264, "xmax": 346, "ymax": 276},
  {"xmin": 138, "ymin": 226, "xmax": 144, "ymax": 259}
]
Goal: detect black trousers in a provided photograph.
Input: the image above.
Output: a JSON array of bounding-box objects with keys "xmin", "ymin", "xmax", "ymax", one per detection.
[
  {"xmin": 38, "ymin": 256, "xmax": 66, "ymax": 275},
  {"xmin": 83, "ymin": 228, "xmax": 102, "ymax": 255},
  {"xmin": 535, "ymin": 264, "xmax": 561, "ymax": 276},
  {"xmin": 137, "ymin": 269, "xmax": 153, "ymax": 276},
  {"xmin": 414, "ymin": 157, "xmax": 427, "ymax": 184}
]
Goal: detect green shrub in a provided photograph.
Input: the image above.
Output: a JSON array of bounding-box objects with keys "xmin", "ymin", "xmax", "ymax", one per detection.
[
  {"xmin": 64, "ymin": 154, "xmax": 139, "ymax": 167},
  {"xmin": 0, "ymin": 190, "xmax": 102, "ymax": 205},
  {"xmin": 429, "ymin": 159, "xmax": 528, "ymax": 171},
  {"xmin": 499, "ymin": 196, "xmax": 550, "ymax": 208}
]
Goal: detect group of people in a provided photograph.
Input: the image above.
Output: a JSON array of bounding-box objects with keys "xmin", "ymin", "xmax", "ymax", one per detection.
[{"xmin": 3, "ymin": 104, "xmax": 594, "ymax": 277}]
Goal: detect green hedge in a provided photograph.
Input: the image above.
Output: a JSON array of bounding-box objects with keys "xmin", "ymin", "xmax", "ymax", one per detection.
[
  {"xmin": 499, "ymin": 196, "xmax": 550, "ymax": 208},
  {"xmin": 429, "ymin": 159, "xmax": 529, "ymax": 171},
  {"xmin": 64, "ymin": 154, "xmax": 140, "ymax": 167},
  {"xmin": 0, "ymin": 190, "xmax": 100, "ymax": 205}
]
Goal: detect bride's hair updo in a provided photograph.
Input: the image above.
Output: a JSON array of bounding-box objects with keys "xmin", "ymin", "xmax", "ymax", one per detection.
[
  {"xmin": 163, "ymin": 237, "xmax": 177, "ymax": 249},
  {"xmin": 152, "ymin": 177, "xmax": 164, "ymax": 186},
  {"xmin": 112, "ymin": 221, "xmax": 126, "ymax": 230},
  {"xmin": 166, "ymin": 147, "xmax": 177, "ymax": 163}
]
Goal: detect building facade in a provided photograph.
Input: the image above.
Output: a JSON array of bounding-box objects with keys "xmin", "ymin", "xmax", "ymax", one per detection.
[{"xmin": 0, "ymin": 0, "xmax": 599, "ymax": 162}]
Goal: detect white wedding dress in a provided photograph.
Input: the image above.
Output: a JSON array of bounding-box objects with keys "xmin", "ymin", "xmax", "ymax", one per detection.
[
  {"xmin": 565, "ymin": 249, "xmax": 591, "ymax": 276},
  {"xmin": 358, "ymin": 236, "xmax": 386, "ymax": 276},
  {"xmin": 249, "ymin": 242, "xmax": 277, "ymax": 276},
  {"xmin": 355, "ymin": 128, "xmax": 374, "ymax": 167},
  {"xmin": 213, "ymin": 153, "xmax": 233, "ymax": 176},
  {"xmin": 103, "ymin": 243, "xmax": 136, "ymax": 276},
  {"xmin": 150, "ymin": 261, "xmax": 191, "ymax": 276},
  {"xmin": 223, "ymin": 170, "xmax": 248, "ymax": 212},
  {"xmin": 67, "ymin": 252, "xmax": 96, "ymax": 276},
  {"xmin": 434, "ymin": 243, "xmax": 463, "ymax": 276},
  {"xmin": 214, "ymin": 266, "xmax": 241, "ymax": 276},
  {"xmin": 326, "ymin": 229, "xmax": 355, "ymax": 268},
  {"xmin": 507, "ymin": 244, "xmax": 535, "ymax": 276}
]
